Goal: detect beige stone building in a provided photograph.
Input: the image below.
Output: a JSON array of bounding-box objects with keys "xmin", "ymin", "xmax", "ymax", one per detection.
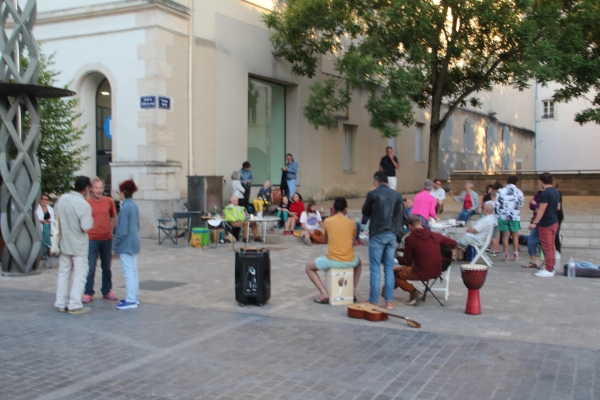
[{"xmin": 35, "ymin": 0, "xmax": 535, "ymax": 237}]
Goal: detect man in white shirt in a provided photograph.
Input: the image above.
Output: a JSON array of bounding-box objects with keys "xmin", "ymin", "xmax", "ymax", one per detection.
[
  {"xmin": 430, "ymin": 179, "xmax": 446, "ymax": 217},
  {"xmin": 457, "ymin": 203, "xmax": 496, "ymax": 251}
]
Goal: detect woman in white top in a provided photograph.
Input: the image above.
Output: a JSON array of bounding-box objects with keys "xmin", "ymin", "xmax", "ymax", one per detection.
[
  {"xmin": 300, "ymin": 201, "xmax": 323, "ymax": 246},
  {"xmin": 231, "ymin": 170, "xmax": 245, "ymax": 207},
  {"xmin": 36, "ymin": 193, "xmax": 55, "ymax": 247}
]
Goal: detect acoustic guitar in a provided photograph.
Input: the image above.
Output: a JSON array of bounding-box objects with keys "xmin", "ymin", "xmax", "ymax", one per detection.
[{"xmin": 347, "ymin": 304, "xmax": 421, "ymax": 328}]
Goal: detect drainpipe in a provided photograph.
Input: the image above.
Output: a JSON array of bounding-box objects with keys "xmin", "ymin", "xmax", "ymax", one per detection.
[{"xmin": 187, "ymin": 0, "xmax": 194, "ymax": 175}]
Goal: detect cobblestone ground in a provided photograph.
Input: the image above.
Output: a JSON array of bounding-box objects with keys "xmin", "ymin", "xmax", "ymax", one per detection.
[{"xmin": 1, "ymin": 235, "xmax": 599, "ymax": 399}]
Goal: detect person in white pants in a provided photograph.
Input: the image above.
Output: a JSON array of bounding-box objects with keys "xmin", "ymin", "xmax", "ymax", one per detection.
[
  {"xmin": 379, "ymin": 146, "xmax": 399, "ymax": 191},
  {"xmin": 54, "ymin": 176, "xmax": 94, "ymax": 315}
]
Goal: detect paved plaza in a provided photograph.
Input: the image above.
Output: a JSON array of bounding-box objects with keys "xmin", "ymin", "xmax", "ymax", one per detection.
[{"xmin": 1, "ymin": 223, "xmax": 600, "ymax": 400}]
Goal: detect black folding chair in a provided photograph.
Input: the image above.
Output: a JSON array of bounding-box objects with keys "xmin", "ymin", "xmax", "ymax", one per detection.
[{"xmin": 157, "ymin": 212, "xmax": 192, "ymax": 245}]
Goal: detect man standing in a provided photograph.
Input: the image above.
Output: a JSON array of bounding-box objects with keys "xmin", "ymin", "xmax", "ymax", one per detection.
[
  {"xmin": 529, "ymin": 173, "xmax": 560, "ymax": 277},
  {"xmin": 54, "ymin": 176, "xmax": 94, "ymax": 314},
  {"xmin": 306, "ymin": 197, "xmax": 362, "ymax": 303},
  {"xmin": 362, "ymin": 171, "xmax": 405, "ymax": 310},
  {"xmin": 240, "ymin": 161, "xmax": 253, "ymax": 210},
  {"xmin": 379, "ymin": 146, "xmax": 399, "ymax": 191},
  {"xmin": 82, "ymin": 177, "xmax": 118, "ymax": 303},
  {"xmin": 281, "ymin": 153, "xmax": 298, "ymax": 198},
  {"xmin": 457, "ymin": 203, "xmax": 497, "ymax": 252},
  {"xmin": 430, "ymin": 179, "xmax": 446, "ymax": 217},
  {"xmin": 394, "ymin": 216, "xmax": 457, "ymax": 305},
  {"xmin": 495, "ymin": 175, "xmax": 525, "ymax": 262}
]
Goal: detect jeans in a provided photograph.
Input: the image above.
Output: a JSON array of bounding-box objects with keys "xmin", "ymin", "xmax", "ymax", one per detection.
[
  {"xmin": 355, "ymin": 222, "xmax": 361, "ymax": 241},
  {"xmin": 458, "ymin": 208, "xmax": 477, "ymax": 222},
  {"xmin": 527, "ymin": 227, "xmax": 540, "ymax": 256},
  {"xmin": 55, "ymin": 255, "xmax": 89, "ymax": 310},
  {"xmin": 368, "ymin": 231, "xmax": 397, "ymax": 304},
  {"xmin": 85, "ymin": 239, "xmax": 113, "ymax": 296},
  {"xmin": 120, "ymin": 253, "xmax": 139, "ymax": 304},
  {"xmin": 287, "ymin": 179, "xmax": 296, "ymax": 198}
]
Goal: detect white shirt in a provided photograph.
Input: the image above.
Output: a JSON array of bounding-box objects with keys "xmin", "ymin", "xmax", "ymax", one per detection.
[
  {"xmin": 300, "ymin": 211, "xmax": 322, "ymax": 231},
  {"xmin": 430, "ymin": 187, "xmax": 446, "ymax": 201},
  {"xmin": 466, "ymin": 214, "xmax": 497, "ymax": 243}
]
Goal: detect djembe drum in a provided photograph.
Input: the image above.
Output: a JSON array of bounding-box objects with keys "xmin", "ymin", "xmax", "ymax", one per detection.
[{"xmin": 460, "ymin": 264, "xmax": 488, "ymax": 315}]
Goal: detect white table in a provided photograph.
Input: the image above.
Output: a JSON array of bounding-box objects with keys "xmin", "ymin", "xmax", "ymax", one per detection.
[
  {"xmin": 431, "ymin": 221, "xmax": 461, "ymax": 239},
  {"xmin": 248, "ymin": 216, "xmax": 280, "ymax": 243}
]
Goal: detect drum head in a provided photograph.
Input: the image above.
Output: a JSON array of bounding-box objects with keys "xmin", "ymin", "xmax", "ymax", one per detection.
[
  {"xmin": 461, "ymin": 264, "xmax": 488, "ymax": 270},
  {"xmin": 208, "ymin": 220, "xmax": 222, "ymax": 227}
]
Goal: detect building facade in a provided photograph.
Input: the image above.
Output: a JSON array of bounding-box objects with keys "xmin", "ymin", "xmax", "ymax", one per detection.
[
  {"xmin": 535, "ymin": 82, "xmax": 600, "ymax": 171},
  {"xmin": 35, "ymin": 0, "xmax": 536, "ymax": 237}
]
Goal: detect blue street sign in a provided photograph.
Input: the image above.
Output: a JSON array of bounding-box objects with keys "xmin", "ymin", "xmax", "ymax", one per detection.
[
  {"xmin": 140, "ymin": 96, "xmax": 156, "ymax": 108},
  {"xmin": 158, "ymin": 96, "xmax": 171, "ymax": 110},
  {"xmin": 103, "ymin": 116, "xmax": 112, "ymax": 139}
]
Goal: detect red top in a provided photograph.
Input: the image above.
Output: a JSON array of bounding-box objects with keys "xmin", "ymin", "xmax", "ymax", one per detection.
[
  {"xmin": 289, "ymin": 201, "xmax": 305, "ymax": 216},
  {"xmin": 463, "ymin": 193, "xmax": 473, "ymax": 210},
  {"xmin": 87, "ymin": 196, "xmax": 117, "ymax": 241},
  {"xmin": 397, "ymin": 228, "xmax": 457, "ymax": 281}
]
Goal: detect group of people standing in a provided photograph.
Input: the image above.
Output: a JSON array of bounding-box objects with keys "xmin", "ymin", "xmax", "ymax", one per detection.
[{"xmin": 44, "ymin": 176, "xmax": 141, "ymax": 315}]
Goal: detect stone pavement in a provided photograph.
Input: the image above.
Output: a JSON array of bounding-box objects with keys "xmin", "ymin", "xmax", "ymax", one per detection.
[{"xmin": 1, "ymin": 235, "xmax": 599, "ymax": 399}]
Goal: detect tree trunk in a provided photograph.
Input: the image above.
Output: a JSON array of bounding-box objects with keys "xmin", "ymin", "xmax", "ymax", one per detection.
[{"xmin": 427, "ymin": 123, "xmax": 443, "ymax": 179}]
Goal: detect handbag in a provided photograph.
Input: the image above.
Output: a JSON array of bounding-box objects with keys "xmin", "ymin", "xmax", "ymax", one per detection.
[{"xmin": 310, "ymin": 230, "xmax": 325, "ymax": 244}]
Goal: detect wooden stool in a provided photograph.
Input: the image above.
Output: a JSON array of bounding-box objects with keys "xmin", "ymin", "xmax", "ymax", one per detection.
[{"xmin": 324, "ymin": 268, "xmax": 354, "ymax": 306}]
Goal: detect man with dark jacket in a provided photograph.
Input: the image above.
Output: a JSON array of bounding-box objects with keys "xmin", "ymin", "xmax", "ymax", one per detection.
[
  {"xmin": 395, "ymin": 216, "xmax": 458, "ymax": 305},
  {"xmin": 362, "ymin": 171, "xmax": 405, "ymax": 309}
]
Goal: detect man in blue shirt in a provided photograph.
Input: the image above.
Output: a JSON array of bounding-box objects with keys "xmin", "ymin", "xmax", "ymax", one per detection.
[
  {"xmin": 239, "ymin": 161, "xmax": 253, "ymax": 209},
  {"xmin": 281, "ymin": 153, "xmax": 298, "ymax": 198}
]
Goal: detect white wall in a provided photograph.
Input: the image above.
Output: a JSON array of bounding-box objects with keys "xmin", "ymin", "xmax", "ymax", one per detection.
[{"xmin": 536, "ymin": 82, "xmax": 600, "ymax": 171}]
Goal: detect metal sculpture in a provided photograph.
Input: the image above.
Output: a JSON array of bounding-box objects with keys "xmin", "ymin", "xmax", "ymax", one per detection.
[{"xmin": 0, "ymin": 0, "xmax": 74, "ymax": 275}]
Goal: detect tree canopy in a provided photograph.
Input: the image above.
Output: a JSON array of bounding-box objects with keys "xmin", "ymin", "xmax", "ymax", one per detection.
[
  {"xmin": 528, "ymin": 0, "xmax": 600, "ymax": 125},
  {"xmin": 23, "ymin": 53, "xmax": 88, "ymax": 195},
  {"xmin": 264, "ymin": 0, "xmax": 553, "ymax": 177}
]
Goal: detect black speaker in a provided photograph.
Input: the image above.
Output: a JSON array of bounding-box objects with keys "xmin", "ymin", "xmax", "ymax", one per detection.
[{"xmin": 235, "ymin": 248, "xmax": 270, "ymax": 306}]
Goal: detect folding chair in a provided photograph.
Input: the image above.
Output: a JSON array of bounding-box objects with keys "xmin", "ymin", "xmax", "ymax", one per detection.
[
  {"xmin": 157, "ymin": 212, "xmax": 192, "ymax": 245},
  {"xmin": 416, "ymin": 243, "xmax": 453, "ymax": 306},
  {"xmin": 469, "ymin": 227, "xmax": 495, "ymax": 267}
]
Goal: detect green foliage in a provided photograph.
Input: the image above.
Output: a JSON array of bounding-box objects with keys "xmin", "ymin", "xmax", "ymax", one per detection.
[
  {"xmin": 528, "ymin": 0, "xmax": 600, "ymax": 125},
  {"xmin": 264, "ymin": 0, "xmax": 545, "ymax": 177},
  {"xmin": 303, "ymin": 79, "xmax": 350, "ymax": 129},
  {"xmin": 23, "ymin": 53, "xmax": 88, "ymax": 195}
]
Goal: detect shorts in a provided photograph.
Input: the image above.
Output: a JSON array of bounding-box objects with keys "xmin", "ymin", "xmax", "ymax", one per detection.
[
  {"xmin": 315, "ymin": 255, "xmax": 360, "ymax": 271},
  {"xmin": 498, "ymin": 219, "xmax": 521, "ymax": 233}
]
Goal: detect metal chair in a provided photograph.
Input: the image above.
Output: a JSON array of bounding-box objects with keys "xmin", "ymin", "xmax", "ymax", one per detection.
[{"xmin": 157, "ymin": 212, "xmax": 192, "ymax": 245}]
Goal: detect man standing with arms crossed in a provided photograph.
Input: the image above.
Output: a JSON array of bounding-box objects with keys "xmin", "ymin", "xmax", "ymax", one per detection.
[
  {"xmin": 379, "ymin": 146, "xmax": 399, "ymax": 191},
  {"xmin": 82, "ymin": 177, "xmax": 118, "ymax": 303},
  {"xmin": 362, "ymin": 171, "xmax": 405, "ymax": 309},
  {"xmin": 529, "ymin": 172, "xmax": 560, "ymax": 277},
  {"xmin": 54, "ymin": 176, "xmax": 94, "ymax": 314}
]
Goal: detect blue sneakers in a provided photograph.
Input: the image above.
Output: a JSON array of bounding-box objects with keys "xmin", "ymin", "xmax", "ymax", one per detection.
[{"xmin": 116, "ymin": 300, "xmax": 138, "ymax": 310}]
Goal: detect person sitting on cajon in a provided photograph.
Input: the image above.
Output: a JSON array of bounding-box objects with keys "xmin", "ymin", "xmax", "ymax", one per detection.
[
  {"xmin": 306, "ymin": 197, "xmax": 362, "ymax": 304},
  {"xmin": 394, "ymin": 215, "xmax": 457, "ymax": 305}
]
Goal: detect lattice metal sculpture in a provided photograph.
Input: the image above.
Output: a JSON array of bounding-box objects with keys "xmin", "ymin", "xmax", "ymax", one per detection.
[{"xmin": 0, "ymin": 0, "xmax": 74, "ymax": 275}]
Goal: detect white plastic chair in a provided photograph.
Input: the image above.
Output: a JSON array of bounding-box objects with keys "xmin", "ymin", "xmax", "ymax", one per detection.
[{"xmin": 469, "ymin": 227, "xmax": 495, "ymax": 267}]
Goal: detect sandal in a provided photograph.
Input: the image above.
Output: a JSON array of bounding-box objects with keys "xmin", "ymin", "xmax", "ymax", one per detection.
[
  {"xmin": 521, "ymin": 262, "xmax": 537, "ymax": 268},
  {"xmin": 314, "ymin": 298, "xmax": 329, "ymax": 304}
]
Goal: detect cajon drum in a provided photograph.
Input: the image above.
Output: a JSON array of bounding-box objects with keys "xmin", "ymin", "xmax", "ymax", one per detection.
[{"xmin": 324, "ymin": 268, "xmax": 354, "ymax": 306}]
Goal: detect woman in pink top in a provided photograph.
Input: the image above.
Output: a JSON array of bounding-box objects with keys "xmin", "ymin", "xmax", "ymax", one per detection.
[{"xmin": 410, "ymin": 179, "xmax": 437, "ymax": 229}]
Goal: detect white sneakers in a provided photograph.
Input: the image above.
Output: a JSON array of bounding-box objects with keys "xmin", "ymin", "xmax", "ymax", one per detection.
[{"xmin": 535, "ymin": 269, "xmax": 555, "ymax": 277}]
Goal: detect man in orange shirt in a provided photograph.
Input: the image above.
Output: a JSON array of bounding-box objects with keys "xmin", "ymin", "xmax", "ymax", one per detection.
[
  {"xmin": 305, "ymin": 197, "xmax": 362, "ymax": 303},
  {"xmin": 82, "ymin": 177, "xmax": 118, "ymax": 303}
]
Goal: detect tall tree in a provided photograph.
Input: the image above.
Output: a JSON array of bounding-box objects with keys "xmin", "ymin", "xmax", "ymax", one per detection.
[
  {"xmin": 22, "ymin": 52, "xmax": 88, "ymax": 195},
  {"xmin": 264, "ymin": 0, "xmax": 543, "ymax": 178},
  {"xmin": 529, "ymin": 0, "xmax": 600, "ymax": 125}
]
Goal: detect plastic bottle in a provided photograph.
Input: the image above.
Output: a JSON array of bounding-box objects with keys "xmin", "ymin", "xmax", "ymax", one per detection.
[{"xmin": 567, "ymin": 257, "xmax": 576, "ymax": 279}]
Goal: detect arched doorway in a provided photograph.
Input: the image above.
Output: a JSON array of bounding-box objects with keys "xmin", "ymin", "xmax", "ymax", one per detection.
[{"xmin": 96, "ymin": 79, "xmax": 112, "ymax": 190}]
